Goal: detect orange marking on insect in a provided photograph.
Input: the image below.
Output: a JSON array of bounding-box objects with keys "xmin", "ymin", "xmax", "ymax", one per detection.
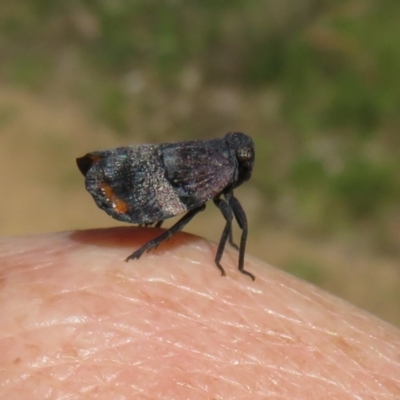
[
  {"xmin": 99, "ymin": 183, "xmax": 129, "ymax": 214},
  {"xmin": 87, "ymin": 153, "xmax": 104, "ymax": 164}
]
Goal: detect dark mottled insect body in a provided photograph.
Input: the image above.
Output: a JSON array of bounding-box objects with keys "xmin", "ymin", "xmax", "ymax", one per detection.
[{"xmin": 77, "ymin": 132, "xmax": 255, "ymax": 280}]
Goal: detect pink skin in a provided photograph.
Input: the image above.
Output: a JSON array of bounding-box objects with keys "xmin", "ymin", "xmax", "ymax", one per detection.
[{"xmin": 1, "ymin": 227, "xmax": 399, "ymax": 399}]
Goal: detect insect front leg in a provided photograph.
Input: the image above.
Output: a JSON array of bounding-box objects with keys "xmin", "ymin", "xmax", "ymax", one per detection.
[
  {"xmin": 126, "ymin": 205, "xmax": 205, "ymax": 262},
  {"xmin": 220, "ymin": 193, "xmax": 238, "ymax": 250},
  {"xmin": 228, "ymin": 194, "xmax": 255, "ymax": 281}
]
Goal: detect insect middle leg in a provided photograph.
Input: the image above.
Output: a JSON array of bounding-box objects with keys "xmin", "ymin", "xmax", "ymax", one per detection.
[
  {"xmin": 126, "ymin": 205, "xmax": 205, "ymax": 262},
  {"xmin": 228, "ymin": 226, "xmax": 239, "ymax": 250},
  {"xmin": 139, "ymin": 220, "xmax": 164, "ymax": 228},
  {"xmin": 213, "ymin": 197, "xmax": 235, "ymax": 276},
  {"xmin": 228, "ymin": 195, "xmax": 255, "ymax": 281}
]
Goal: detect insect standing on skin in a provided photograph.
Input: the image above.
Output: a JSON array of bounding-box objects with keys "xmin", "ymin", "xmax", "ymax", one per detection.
[{"xmin": 76, "ymin": 132, "xmax": 256, "ymax": 280}]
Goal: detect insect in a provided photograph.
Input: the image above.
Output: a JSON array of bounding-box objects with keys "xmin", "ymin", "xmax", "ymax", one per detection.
[{"xmin": 76, "ymin": 132, "xmax": 255, "ymax": 280}]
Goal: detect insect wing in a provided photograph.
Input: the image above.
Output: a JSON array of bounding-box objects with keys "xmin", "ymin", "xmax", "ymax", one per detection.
[
  {"xmin": 82, "ymin": 146, "xmax": 187, "ymax": 224},
  {"xmin": 162, "ymin": 139, "xmax": 236, "ymax": 209}
]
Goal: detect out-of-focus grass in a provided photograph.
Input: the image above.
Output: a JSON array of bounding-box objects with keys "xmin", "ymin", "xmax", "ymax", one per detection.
[{"xmin": 284, "ymin": 259, "xmax": 325, "ymax": 285}]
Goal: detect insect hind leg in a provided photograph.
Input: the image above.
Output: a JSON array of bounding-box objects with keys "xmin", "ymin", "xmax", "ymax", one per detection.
[{"xmin": 126, "ymin": 205, "xmax": 205, "ymax": 262}]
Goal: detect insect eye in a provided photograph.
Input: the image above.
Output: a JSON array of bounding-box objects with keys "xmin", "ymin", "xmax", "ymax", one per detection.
[{"xmin": 237, "ymin": 146, "xmax": 254, "ymax": 161}]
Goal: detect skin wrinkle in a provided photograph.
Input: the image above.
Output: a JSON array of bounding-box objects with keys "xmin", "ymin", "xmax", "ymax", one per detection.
[
  {"xmin": 312, "ymin": 355, "xmax": 368, "ymax": 389},
  {"xmin": 318, "ymin": 340, "xmax": 368, "ymax": 383},
  {"xmin": 0, "ymin": 324, "xmax": 390, "ymax": 398},
  {"xmin": 142, "ymin": 273, "xmax": 216, "ymax": 299},
  {"xmin": 1, "ymin": 231, "xmax": 400, "ymax": 399},
  {"xmin": 145, "ymin": 276, "xmax": 390, "ymax": 398}
]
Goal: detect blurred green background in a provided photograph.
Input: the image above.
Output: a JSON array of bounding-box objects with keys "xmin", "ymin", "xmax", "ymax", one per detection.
[{"xmin": 1, "ymin": 0, "xmax": 399, "ymax": 325}]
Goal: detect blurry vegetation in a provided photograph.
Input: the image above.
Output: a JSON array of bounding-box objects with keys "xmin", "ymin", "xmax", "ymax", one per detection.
[
  {"xmin": 0, "ymin": 0, "xmax": 399, "ymax": 253},
  {"xmin": 284, "ymin": 258, "xmax": 324, "ymax": 285}
]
